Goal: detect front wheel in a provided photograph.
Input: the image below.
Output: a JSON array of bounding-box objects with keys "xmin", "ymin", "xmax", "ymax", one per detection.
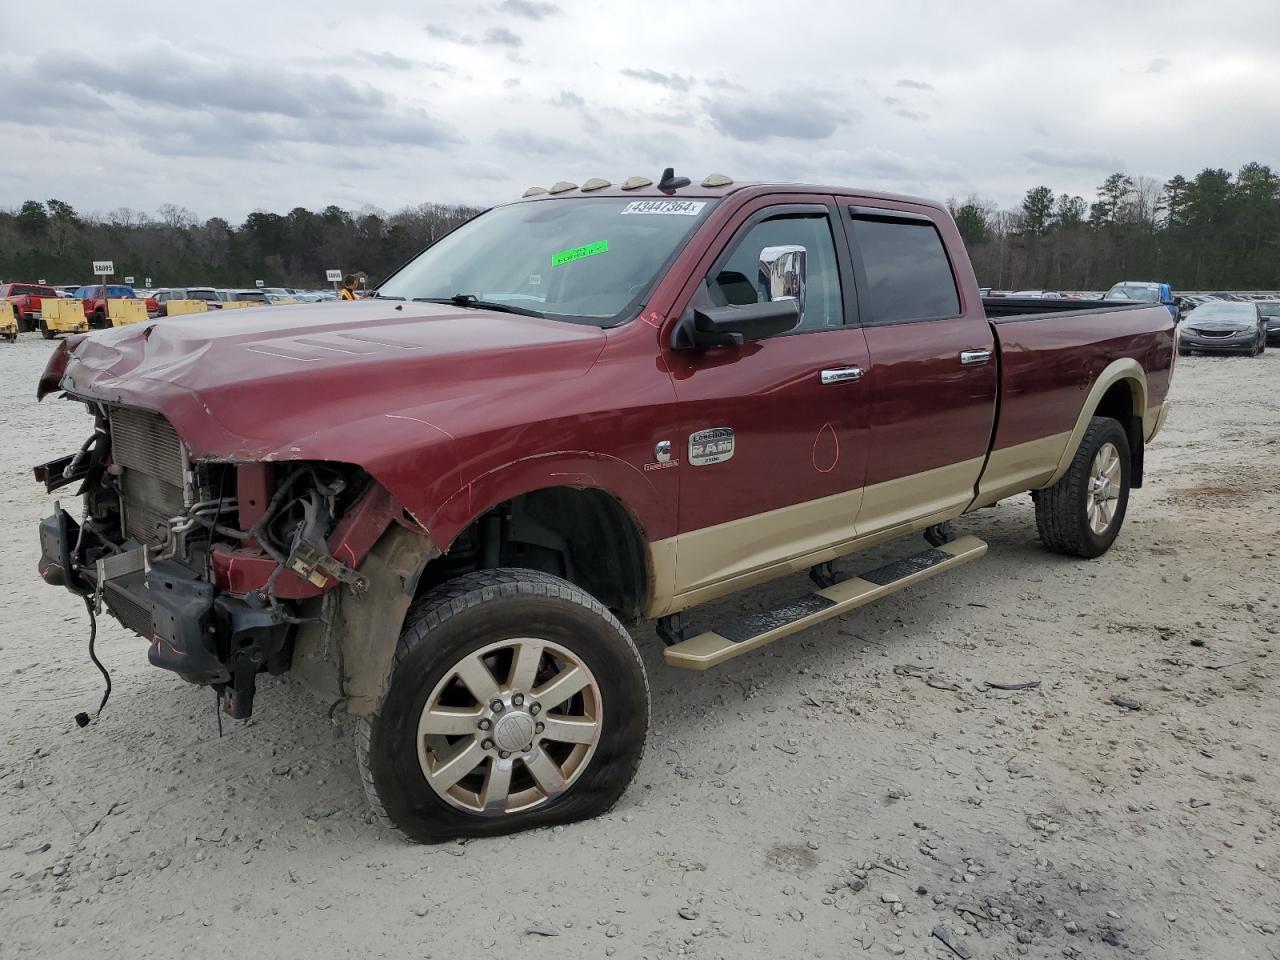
[
  {"xmin": 39, "ymin": 318, "xmax": 55, "ymax": 340},
  {"xmin": 356, "ymin": 569, "xmax": 650, "ymax": 843},
  {"xmin": 1033, "ymin": 416, "xmax": 1131, "ymax": 558}
]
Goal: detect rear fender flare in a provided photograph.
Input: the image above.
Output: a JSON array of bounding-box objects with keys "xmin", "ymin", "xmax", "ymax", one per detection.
[{"xmin": 1046, "ymin": 359, "xmax": 1147, "ymax": 487}]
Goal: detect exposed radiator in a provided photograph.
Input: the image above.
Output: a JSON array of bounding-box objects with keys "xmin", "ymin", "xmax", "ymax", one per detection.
[{"xmin": 109, "ymin": 407, "xmax": 187, "ymax": 546}]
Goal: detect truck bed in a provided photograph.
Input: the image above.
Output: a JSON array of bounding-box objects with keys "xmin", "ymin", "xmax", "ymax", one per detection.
[{"xmin": 981, "ymin": 297, "xmax": 1150, "ymax": 322}]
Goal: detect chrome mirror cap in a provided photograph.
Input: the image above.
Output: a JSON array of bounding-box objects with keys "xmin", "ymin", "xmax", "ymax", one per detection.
[{"xmin": 759, "ymin": 244, "xmax": 807, "ymax": 321}]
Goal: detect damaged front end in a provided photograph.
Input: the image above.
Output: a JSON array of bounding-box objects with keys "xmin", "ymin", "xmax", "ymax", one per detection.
[{"xmin": 36, "ymin": 400, "xmax": 400, "ymax": 719}]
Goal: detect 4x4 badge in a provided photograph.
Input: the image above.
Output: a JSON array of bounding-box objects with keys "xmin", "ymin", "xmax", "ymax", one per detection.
[{"xmin": 689, "ymin": 427, "xmax": 734, "ymax": 466}]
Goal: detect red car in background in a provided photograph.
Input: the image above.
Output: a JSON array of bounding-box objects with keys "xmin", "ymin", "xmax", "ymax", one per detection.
[
  {"xmin": 72, "ymin": 284, "xmax": 160, "ymax": 328},
  {"xmin": 0, "ymin": 283, "xmax": 59, "ymax": 333}
]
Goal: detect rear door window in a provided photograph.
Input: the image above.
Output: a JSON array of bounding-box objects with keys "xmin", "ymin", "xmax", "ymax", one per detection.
[{"xmin": 849, "ymin": 211, "xmax": 960, "ymax": 324}]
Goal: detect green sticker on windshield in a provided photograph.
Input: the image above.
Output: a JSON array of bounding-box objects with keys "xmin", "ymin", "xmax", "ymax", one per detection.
[{"xmin": 552, "ymin": 240, "xmax": 609, "ymax": 267}]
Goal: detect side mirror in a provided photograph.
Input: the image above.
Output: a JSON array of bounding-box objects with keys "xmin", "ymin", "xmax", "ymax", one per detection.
[{"xmin": 670, "ymin": 244, "xmax": 807, "ymax": 349}]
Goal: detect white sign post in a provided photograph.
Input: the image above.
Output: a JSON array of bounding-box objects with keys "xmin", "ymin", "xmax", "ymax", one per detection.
[
  {"xmin": 93, "ymin": 261, "xmax": 114, "ymax": 308},
  {"xmin": 255, "ymin": 280, "xmax": 264, "ymax": 289},
  {"xmin": 145, "ymin": 277, "xmax": 152, "ymax": 288},
  {"xmin": 124, "ymin": 275, "xmax": 135, "ymax": 285},
  {"xmin": 325, "ymin": 269, "xmax": 343, "ymax": 295}
]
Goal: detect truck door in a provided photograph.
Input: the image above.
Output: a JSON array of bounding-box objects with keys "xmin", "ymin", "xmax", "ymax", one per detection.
[
  {"xmin": 839, "ymin": 203, "xmax": 997, "ymax": 534},
  {"xmin": 665, "ymin": 199, "xmax": 871, "ymax": 597}
]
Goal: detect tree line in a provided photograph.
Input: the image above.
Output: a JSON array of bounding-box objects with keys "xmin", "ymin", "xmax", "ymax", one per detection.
[
  {"xmin": 948, "ymin": 162, "xmax": 1280, "ymax": 291},
  {"xmin": 3, "ymin": 160, "xmax": 1278, "ymax": 291},
  {"xmin": 0, "ymin": 201, "xmax": 480, "ymax": 289}
]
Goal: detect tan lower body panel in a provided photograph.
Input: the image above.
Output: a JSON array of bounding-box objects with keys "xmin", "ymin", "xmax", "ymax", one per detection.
[
  {"xmin": 970, "ymin": 432, "xmax": 1072, "ymax": 509},
  {"xmin": 664, "ymin": 535, "xmax": 987, "ymax": 670}
]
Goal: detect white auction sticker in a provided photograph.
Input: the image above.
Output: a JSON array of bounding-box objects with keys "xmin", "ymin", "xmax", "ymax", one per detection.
[{"xmin": 621, "ymin": 200, "xmax": 707, "ymax": 216}]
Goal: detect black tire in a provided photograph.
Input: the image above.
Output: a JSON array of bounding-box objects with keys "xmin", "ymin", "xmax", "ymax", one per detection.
[
  {"xmin": 93, "ymin": 309, "xmax": 107, "ymax": 329},
  {"xmin": 356, "ymin": 568, "xmax": 650, "ymax": 843},
  {"xmin": 39, "ymin": 317, "xmax": 55, "ymax": 340},
  {"xmin": 1177, "ymin": 347, "xmax": 1191, "ymax": 357},
  {"xmin": 1033, "ymin": 416, "xmax": 1131, "ymax": 559}
]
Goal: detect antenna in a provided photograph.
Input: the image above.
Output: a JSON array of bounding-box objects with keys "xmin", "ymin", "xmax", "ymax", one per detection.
[{"xmin": 658, "ymin": 167, "xmax": 691, "ymax": 191}]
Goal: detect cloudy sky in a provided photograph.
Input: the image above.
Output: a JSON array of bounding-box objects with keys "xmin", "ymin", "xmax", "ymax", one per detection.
[{"xmin": 2, "ymin": 0, "xmax": 1278, "ymax": 222}]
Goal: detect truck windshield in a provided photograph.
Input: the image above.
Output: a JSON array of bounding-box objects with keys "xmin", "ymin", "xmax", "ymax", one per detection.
[{"xmin": 377, "ymin": 197, "xmax": 718, "ymax": 326}]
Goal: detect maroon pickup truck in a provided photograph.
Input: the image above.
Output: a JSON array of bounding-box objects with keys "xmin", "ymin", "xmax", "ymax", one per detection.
[{"xmin": 34, "ymin": 174, "xmax": 1175, "ymax": 842}]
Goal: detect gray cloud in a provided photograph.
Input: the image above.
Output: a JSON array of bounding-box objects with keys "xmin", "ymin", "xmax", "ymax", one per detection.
[
  {"xmin": 705, "ymin": 94, "xmax": 851, "ymax": 142},
  {"xmin": 354, "ymin": 50, "xmax": 420, "ymax": 71},
  {"xmin": 897, "ymin": 78, "xmax": 934, "ymax": 90},
  {"xmin": 553, "ymin": 90, "xmax": 585, "ymax": 109},
  {"xmin": 895, "ymin": 109, "xmax": 928, "ymax": 121},
  {"xmin": 497, "ymin": 0, "xmax": 560, "ymax": 19},
  {"xmin": 485, "ymin": 26, "xmax": 523, "ymax": 47},
  {"xmin": 1145, "ymin": 57, "xmax": 1172, "ymax": 73},
  {"xmin": 3, "ymin": 47, "xmax": 460, "ymax": 157},
  {"xmin": 1025, "ymin": 147, "xmax": 1124, "ymax": 170},
  {"xmin": 619, "ymin": 68, "xmax": 694, "ymax": 91},
  {"xmin": 427, "ymin": 24, "xmax": 522, "ymax": 47}
]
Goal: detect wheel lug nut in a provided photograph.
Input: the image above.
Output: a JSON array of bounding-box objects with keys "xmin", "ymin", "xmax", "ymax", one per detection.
[
  {"xmin": 529, "ymin": 703, "xmax": 541, "ymax": 715},
  {"xmin": 535, "ymin": 722, "xmax": 544, "ymax": 734},
  {"xmin": 512, "ymin": 693, "xmax": 524, "ymax": 707},
  {"xmin": 478, "ymin": 718, "xmax": 492, "ymax": 731},
  {"xmin": 490, "ymin": 699, "xmax": 504, "ymax": 712},
  {"xmin": 524, "ymin": 743, "xmax": 533, "ymax": 752},
  {"xmin": 499, "ymin": 750, "xmax": 510, "ymax": 760},
  {"xmin": 481, "ymin": 738, "xmax": 494, "ymax": 750}
]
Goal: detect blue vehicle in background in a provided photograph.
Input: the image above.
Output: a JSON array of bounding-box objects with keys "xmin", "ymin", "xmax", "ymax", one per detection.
[{"xmin": 1103, "ymin": 281, "xmax": 1178, "ymax": 320}]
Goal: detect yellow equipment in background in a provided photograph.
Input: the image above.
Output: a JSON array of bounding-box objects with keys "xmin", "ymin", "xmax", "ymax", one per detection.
[
  {"xmin": 219, "ymin": 301, "xmax": 260, "ymax": 309},
  {"xmin": 0, "ymin": 300, "xmax": 17, "ymax": 342},
  {"xmin": 164, "ymin": 299, "xmax": 210, "ymax": 317},
  {"xmin": 41, "ymin": 299, "xmax": 91, "ymax": 337},
  {"xmin": 107, "ymin": 299, "xmax": 149, "ymax": 326}
]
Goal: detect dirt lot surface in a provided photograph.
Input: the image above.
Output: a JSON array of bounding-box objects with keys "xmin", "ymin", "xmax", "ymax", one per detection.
[{"xmin": 1, "ymin": 335, "xmax": 1277, "ymax": 960}]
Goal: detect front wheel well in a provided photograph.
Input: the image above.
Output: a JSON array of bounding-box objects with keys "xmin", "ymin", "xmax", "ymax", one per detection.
[
  {"xmin": 1091, "ymin": 379, "xmax": 1144, "ymax": 488},
  {"xmin": 419, "ymin": 487, "xmax": 649, "ymax": 621}
]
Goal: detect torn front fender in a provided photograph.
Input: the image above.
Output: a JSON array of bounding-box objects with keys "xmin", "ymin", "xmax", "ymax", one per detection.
[{"xmin": 289, "ymin": 523, "xmax": 438, "ymax": 715}]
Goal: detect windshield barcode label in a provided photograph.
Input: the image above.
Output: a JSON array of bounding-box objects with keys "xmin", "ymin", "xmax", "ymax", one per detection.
[{"xmin": 621, "ymin": 200, "xmax": 706, "ymax": 216}]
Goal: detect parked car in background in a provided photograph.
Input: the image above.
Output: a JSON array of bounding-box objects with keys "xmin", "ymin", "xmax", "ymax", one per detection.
[
  {"xmin": 1179, "ymin": 301, "xmax": 1267, "ymax": 355},
  {"xmin": 223, "ymin": 289, "xmax": 268, "ymax": 304},
  {"xmin": 1259, "ymin": 301, "xmax": 1280, "ymax": 346},
  {"xmin": 73, "ymin": 285, "xmax": 160, "ymax": 327},
  {"xmin": 1103, "ymin": 281, "xmax": 1178, "ymax": 320},
  {"xmin": 153, "ymin": 287, "xmax": 223, "ymax": 316},
  {"xmin": 0, "ymin": 282, "xmax": 59, "ymax": 333}
]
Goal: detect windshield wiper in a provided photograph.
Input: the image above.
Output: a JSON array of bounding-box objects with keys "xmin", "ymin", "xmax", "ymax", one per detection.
[
  {"xmin": 369, "ymin": 292, "xmax": 405, "ymax": 300},
  {"xmin": 414, "ymin": 294, "xmax": 544, "ymax": 318}
]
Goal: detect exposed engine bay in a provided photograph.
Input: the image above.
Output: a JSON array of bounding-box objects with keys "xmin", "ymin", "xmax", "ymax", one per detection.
[{"xmin": 36, "ymin": 398, "xmax": 380, "ymax": 719}]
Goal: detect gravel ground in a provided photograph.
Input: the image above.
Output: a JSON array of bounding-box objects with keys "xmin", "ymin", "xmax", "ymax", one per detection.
[{"xmin": 1, "ymin": 334, "xmax": 1277, "ymax": 960}]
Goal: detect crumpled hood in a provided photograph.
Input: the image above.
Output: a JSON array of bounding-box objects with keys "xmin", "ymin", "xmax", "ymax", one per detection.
[{"xmin": 49, "ymin": 301, "xmax": 607, "ymax": 464}]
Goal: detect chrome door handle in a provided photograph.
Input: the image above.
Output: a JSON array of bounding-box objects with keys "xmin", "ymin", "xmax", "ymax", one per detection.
[
  {"xmin": 959, "ymin": 349, "xmax": 992, "ymax": 365},
  {"xmin": 820, "ymin": 366, "xmax": 864, "ymax": 384}
]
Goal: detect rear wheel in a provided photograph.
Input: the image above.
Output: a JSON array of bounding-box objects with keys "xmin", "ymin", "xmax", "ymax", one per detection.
[
  {"xmin": 356, "ymin": 568, "xmax": 649, "ymax": 843},
  {"xmin": 1034, "ymin": 417, "xmax": 1131, "ymax": 558},
  {"xmin": 39, "ymin": 317, "xmax": 55, "ymax": 340},
  {"xmin": 93, "ymin": 308, "xmax": 107, "ymax": 329}
]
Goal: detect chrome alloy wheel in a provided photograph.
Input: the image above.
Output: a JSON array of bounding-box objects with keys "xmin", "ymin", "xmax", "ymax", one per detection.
[
  {"xmin": 416, "ymin": 638, "xmax": 602, "ymax": 815},
  {"xmin": 1087, "ymin": 441, "xmax": 1122, "ymax": 535}
]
